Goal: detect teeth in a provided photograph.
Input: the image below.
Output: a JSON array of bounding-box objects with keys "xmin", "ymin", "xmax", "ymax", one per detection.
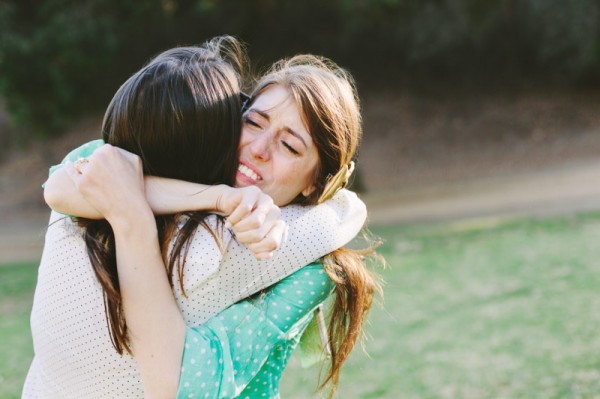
[{"xmin": 238, "ymin": 164, "xmax": 260, "ymax": 180}]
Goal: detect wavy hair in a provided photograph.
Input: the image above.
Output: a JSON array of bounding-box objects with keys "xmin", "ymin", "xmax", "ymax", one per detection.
[
  {"xmin": 78, "ymin": 35, "xmax": 248, "ymax": 355},
  {"xmin": 251, "ymin": 55, "xmax": 385, "ymax": 398}
]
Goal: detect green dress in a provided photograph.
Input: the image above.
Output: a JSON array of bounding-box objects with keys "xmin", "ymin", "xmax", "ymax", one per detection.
[{"xmin": 177, "ymin": 262, "xmax": 333, "ymax": 399}]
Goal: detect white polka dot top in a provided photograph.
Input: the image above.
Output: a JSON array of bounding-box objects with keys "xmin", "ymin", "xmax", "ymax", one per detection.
[{"xmin": 22, "ymin": 188, "xmax": 366, "ymax": 398}]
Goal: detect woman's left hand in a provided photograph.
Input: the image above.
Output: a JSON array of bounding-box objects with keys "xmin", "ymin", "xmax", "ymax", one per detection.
[{"xmin": 64, "ymin": 144, "xmax": 152, "ymax": 228}]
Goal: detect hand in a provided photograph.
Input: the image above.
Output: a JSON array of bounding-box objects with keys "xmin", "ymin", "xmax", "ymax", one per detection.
[
  {"xmin": 217, "ymin": 186, "xmax": 287, "ymax": 260},
  {"xmin": 64, "ymin": 144, "xmax": 152, "ymax": 228}
]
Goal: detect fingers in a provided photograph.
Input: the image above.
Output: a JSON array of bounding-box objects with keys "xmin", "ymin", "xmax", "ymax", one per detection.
[
  {"xmin": 231, "ymin": 204, "xmax": 280, "ymax": 244},
  {"xmin": 230, "ymin": 205, "xmax": 286, "ymax": 260},
  {"xmin": 225, "ymin": 201, "xmax": 253, "ymax": 228},
  {"xmin": 225, "ymin": 187, "xmax": 273, "ymax": 227},
  {"xmin": 64, "ymin": 161, "xmax": 80, "ymax": 184},
  {"xmin": 64, "ymin": 160, "xmax": 94, "ymax": 193},
  {"xmin": 245, "ymin": 220, "xmax": 287, "ymax": 260},
  {"xmin": 62, "ymin": 144, "xmax": 147, "ymax": 221}
]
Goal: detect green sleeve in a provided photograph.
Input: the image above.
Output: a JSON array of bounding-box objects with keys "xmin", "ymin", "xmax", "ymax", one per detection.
[
  {"xmin": 47, "ymin": 139, "xmax": 105, "ymax": 177},
  {"xmin": 176, "ymin": 262, "xmax": 334, "ymax": 398}
]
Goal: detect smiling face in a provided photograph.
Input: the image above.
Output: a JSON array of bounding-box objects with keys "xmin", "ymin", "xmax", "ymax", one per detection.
[{"xmin": 236, "ymin": 84, "xmax": 320, "ymax": 206}]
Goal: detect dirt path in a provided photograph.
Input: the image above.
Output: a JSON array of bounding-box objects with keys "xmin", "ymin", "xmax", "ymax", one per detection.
[
  {"xmin": 2, "ymin": 157, "xmax": 600, "ymax": 264},
  {"xmin": 362, "ymin": 158, "xmax": 600, "ymax": 225}
]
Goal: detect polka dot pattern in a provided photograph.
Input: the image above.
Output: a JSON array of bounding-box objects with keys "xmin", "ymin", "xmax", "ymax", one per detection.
[
  {"xmin": 23, "ymin": 141, "xmax": 365, "ymax": 398},
  {"xmin": 177, "ymin": 263, "xmax": 334, "ymax": 399},
  {"xmin": 22, "ymin": 212, "xmax": 143, "ymax": 398},
  {"xmin": 173, "ymin": 186, "xmax": 366, "ymax": 328}
]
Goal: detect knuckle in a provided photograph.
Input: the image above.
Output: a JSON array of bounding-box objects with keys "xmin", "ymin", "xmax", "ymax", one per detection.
[
  {"xmin": 77, "ymin": 177, "xmax": 92, "ymax": 192},
  {"xmin": 263, "ymin": 238, "xmax": 278, "ymax": 251},
  {"xmin": 271, "ymin": 206, "xmax": 281, "ymax": 218},
  {"xmin": 261, "ymin": 194, "xmax": 273, "ymax": 206},
  {"xmin": 246, "ymin": 218, "xmax": 261, "ymax": 230},
  {"xmin": 246, "ymin": 231, "xmax": 261, "ymax": 242},
  {"xmin": 100, "ymin": 144, "xmax": 114, "ymax": 155}
]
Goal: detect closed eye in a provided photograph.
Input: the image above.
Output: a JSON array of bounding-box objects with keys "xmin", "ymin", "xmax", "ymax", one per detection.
[
  {"xmin": 282, "ymin": 141, "xmax": 299, "ymax": 155},
  {"xmin": 243, "ymin": 116, "xmax": 261, "ymax": 129}
]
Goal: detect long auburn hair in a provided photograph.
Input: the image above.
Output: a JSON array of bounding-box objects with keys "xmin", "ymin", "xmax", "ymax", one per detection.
[
  {"xmin": 251, "ymin": 55, "xmax": 385, "ymax": 398},
  {"xmin": 77, "ymin": 36, "xmax": 247, "ymax": 355}
]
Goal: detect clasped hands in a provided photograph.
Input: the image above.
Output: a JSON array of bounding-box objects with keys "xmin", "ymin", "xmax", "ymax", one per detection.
[{"xmin": 64, "ymin": 144, "xmax": 286, "ymax": 260}]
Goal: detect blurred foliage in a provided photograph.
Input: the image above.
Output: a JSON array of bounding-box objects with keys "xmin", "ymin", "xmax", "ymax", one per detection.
[{"xmin": 1, "ymin": 0, "xmax": 600, "ymax": 137}]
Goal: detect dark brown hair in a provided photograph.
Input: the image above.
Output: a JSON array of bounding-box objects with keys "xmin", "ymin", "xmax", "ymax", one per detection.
[
  {"xmin": 252, "ymin": 55, "xmax": 384, "ymax": 397},
  {"xmin": 78, "ymin": 36, "xmax": 247, "ymax": 355}
]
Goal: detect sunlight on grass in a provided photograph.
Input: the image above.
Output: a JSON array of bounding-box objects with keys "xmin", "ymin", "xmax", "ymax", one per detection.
[
  {"xmin": 281, "ymin": 212, "xmax": 600, "ymax": 398},
  {"xmin": 3, "ymin": 212, "xmax": 600, "ymax": 398}
]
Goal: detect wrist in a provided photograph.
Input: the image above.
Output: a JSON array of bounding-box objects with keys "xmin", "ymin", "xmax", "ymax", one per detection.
[
  {"xmin": 107, "ymin": 202, "xmax": 156, "ymax": 235},
  {"xmin": 213, "ymin": 184, "xmax": 234, "ymax": 215}
]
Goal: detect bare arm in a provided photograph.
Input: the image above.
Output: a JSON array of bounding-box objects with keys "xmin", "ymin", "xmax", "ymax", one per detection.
[
  {"xmin": 44, "ymin": 166, "xmax": 226, "ymax": 219},
  {"xmin": 113, "ymin": 210, "xmax": 185, "ymax": 399},
  {"xmin": 66, "ymin": 147, "xmax": 185, "ymax": 398}
]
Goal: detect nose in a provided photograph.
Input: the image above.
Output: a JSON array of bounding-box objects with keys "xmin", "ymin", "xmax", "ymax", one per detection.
[{"xmin": 248, "ymin": 130, "xmax": 272, "ymax": 162}]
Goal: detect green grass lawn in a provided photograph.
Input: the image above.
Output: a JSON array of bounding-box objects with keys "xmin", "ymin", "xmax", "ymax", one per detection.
[
  {"xmin": 280, "ymin": 211, "xmax": 600, "ymax": 399},
  {"xmin": 3, "ymin": 212, "xmax": 600, "ymax": 398},
  {"xmin": 0, "ymin": 262, "xmax": 37, "ymax": 399}
]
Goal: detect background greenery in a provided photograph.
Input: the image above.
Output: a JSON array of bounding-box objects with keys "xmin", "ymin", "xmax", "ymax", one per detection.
[
  {"xmin": 2, "ymin": 0, "xmax": 600, "ymax": 138},
  {"xmin": 3, "ymin": 211, "xmax": 600, "ymax": 398}
]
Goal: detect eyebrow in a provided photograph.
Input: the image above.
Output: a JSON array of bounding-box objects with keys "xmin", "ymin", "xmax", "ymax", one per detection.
[{"xmin": 249, "ymin": 108, "xmax": 308, "ymax": 148}]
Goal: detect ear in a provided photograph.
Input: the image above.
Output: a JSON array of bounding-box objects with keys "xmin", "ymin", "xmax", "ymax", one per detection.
[{"xmin": 301, "ymin": 184, "xmax": 316, "ymax": 198}]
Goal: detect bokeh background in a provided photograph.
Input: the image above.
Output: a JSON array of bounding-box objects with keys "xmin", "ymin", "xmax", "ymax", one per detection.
[{"xmin": 2, "ymin": 1, "xmax": 600, "ymax": 398}]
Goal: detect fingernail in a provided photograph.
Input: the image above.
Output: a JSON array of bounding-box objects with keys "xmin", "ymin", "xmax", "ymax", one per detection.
[{"xmin": 224, "ymin": 220, "xmax": 231, "ymax": 229}]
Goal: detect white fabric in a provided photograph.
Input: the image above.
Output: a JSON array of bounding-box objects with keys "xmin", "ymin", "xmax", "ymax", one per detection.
[{"xmin": 22, "ymin": 189, "xmax": 366, "ymax": 398}]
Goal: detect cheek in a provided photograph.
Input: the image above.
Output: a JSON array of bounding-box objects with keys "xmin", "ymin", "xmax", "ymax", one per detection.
[
  {"xmin": 284, "ymin": 162, "xmax": 315, "ymax": 191},
  {"xmin": 238, "ymin": 128, "xmax": 252, "ymax": 150}
]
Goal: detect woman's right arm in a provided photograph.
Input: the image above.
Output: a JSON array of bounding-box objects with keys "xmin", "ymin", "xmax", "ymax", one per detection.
[
  {"xmin": 45, "ymin": 166, "xmax": 232, "ymax": 219},
  {"xmin": 44, "ymin": 140, "xmax": 241, "ymax": 219}
]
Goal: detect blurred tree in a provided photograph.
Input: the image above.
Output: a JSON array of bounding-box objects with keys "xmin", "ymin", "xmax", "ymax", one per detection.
[{"xmin": 1, "ymin": 0, "xmax": 599, "ymax": 138}]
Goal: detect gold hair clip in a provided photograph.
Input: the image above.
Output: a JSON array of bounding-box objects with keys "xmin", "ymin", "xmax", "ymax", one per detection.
[{"xmin": 317, "ymin": 161, "xmax": 355, "ymax": 204}]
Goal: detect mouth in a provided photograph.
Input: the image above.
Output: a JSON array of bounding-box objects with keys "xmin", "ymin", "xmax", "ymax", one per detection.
[{"xmin": 237, "ymin": 163, "xmax": 262, "ymax": 182}]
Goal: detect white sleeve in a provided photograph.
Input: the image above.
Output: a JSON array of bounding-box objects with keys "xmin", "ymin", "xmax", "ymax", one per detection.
[
  {"xmin": 211, "ymin": 188, "xmax": 366, "ymax": 303},
  {"xmin": 177, "ymin": 189, "xmax": 366, "ymax": 324}
]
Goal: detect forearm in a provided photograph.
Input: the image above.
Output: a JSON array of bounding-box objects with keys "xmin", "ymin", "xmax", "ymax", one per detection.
[
  {"xmin": 111, "ymin": 210, "xmax": 186, "ymax": 399},
  {"xmin": 45, "ymin": 170, "xmax": 228, "ymax": 219},
  {"xmin": 144, "ymin": 177, "xmax": 226, "ymax": 215}
]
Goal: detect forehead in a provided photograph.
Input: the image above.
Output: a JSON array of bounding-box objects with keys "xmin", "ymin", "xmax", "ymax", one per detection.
[
  {"xmin": 253, "ymin": 85, "xmax": 305, "ymax": 126},
  {"xmin": 253, "ymin": 84, "xmax": 291, "ymax": 107}
]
